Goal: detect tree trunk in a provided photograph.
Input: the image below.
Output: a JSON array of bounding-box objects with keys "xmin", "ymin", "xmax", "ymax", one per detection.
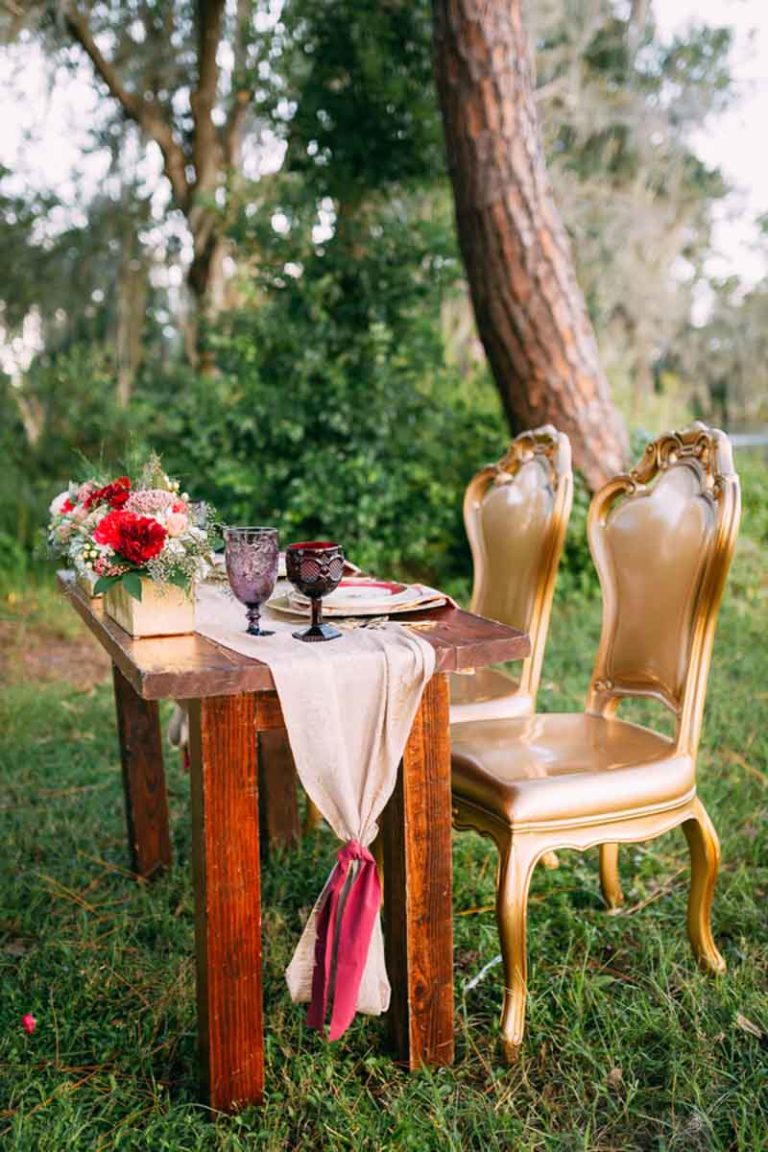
[
  {"xmin": 116, "ymin": 254, "xmax": 149, "ymax": 407},
  {"xmin": 432, "ymin": 0, "xmax": 628, "ymax": 490},
  {"xmin": 188, "ymin": 228, "xmax": 227, "ymax": 374}
]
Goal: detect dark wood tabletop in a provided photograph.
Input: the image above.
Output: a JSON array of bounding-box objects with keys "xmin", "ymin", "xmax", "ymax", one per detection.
[{"xmin": 58, "ymin": 571, "xmax": 530, "ymax": 700}]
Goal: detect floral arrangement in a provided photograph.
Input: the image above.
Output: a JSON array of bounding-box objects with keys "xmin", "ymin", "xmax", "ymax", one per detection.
[{"xmin": 48, "ymin": 456, "xmax": 216, "ymax": 600}]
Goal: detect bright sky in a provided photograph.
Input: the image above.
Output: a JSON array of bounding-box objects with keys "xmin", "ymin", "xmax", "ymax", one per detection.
[
  {"xmin": 655, "ymin": 0, "xmax": 768, "ymax": 287},
  {"xmin": 0, "ymin": 0, "xmax": 766, "ymax": 285}
]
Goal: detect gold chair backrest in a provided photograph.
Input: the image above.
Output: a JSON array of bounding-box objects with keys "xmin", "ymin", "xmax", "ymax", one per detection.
[
  {"xmin": 464, "ymin": 426, "xmax": 573, "ymax": 701},
  {"xmin": 587, "ymin": 424, "xmax": 741, "ymax": 754}
]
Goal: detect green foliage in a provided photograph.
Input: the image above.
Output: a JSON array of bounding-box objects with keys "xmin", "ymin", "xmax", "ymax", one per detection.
[
  {"xmin": 0, "ymin": 343, "xmax": 135, "ymax": 550},
  {"xmin": 0, "ymin": 531, "xmax": 28, "ymax": 591},
  {"xmin": 93, "ymin": 570, "xmax": 143, "ymax": 600},
  {"xmin": 279, "ymin": 0, "xmax": 442, "ymax": 199},
  {"xmin": 735, "ymin": 450, "xmax": 768, "ymax": 548},
  {"xmin": 135, "ymin": 223, "xmax": 505, "ymax": 586}
]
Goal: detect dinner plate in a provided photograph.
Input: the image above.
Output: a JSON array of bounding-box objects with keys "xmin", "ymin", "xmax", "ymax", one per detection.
[
  {"xmin": 289, "ymin": 577, "xmax": 413, "ymax": 612},
  {"xmin": 267, "ymin": 584, "xmax": 447, "ymax": 619}
]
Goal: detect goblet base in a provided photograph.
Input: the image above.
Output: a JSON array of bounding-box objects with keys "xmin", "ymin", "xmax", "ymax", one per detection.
[
  {"xmin": 247, "ymin": 624, "xmax": 274, "ymax": 637},
  {"xmin": 292, "ymin": 622, "xmax": 342, "ymax": 643}
]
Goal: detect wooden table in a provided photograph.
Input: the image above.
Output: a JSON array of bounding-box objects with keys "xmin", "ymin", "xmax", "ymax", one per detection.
[{"xmin": 58, "ymin": 573, "xmax": 529, "ymax": 1112}]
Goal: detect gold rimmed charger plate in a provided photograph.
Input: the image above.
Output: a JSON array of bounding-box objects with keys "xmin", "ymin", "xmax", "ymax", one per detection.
[{"xmin": 266, "ymin": 591, "xmax": 447, "ymax": 619}]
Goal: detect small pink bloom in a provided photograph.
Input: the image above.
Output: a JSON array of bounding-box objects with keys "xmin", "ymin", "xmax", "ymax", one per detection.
[
  {"xmin": 165, "ymin": 511, "xmax": 188, "ymax": 537},
  {"xmin": 127, "ymin": 489, "xmax": 175, "ymax": 516},
  {"xmin": 22, "ymin": 1013, "xmax": 36, "ymax": 1035}
]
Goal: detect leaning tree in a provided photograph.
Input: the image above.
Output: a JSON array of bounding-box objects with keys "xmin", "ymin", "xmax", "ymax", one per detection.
[{"xmin": 432, "ymin": 0, "xmax": 629, "ymax": 489}]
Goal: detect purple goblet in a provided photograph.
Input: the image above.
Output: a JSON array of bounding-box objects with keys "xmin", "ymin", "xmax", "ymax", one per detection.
[
  {"xmin": 224, "ymin": 526, "xmax": 279, "ymax": 636},
  {"xmin": 285, "ymin": 540, "xmax": 344, "ymax": 642}
]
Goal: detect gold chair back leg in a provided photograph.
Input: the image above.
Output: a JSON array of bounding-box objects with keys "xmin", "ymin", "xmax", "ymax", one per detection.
[{"xmin": 599, "ymin": 843, "xmax": 623, "ymax": 910}]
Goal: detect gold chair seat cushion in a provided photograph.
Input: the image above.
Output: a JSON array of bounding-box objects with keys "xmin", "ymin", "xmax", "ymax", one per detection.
[
  {"xmin": 451, "ymin": 714, "xmax": 695, "ymax": 828},
  {"xmin": 449, "ymin": 666, "xmax": 533, "ymax": 724}
]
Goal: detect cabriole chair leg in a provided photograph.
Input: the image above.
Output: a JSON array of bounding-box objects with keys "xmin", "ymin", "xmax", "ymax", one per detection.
[
  {"xmin": 683, "ymin": 798, "xmax": 726, "ymax": 975},
  {"xmin": 495, "ymin": 836, "xmax": 537, "ymax": 1062}
]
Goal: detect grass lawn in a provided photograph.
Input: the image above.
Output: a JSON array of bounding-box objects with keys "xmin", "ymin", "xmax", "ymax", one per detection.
[{"xmin": 0, "ymin": 515, "xmax": 766, "ymax": 1149}]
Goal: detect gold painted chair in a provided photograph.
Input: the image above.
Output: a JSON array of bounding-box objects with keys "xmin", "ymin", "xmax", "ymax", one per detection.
[
  {"xmin": 450, "ymin": 426, "xmax": 573, "ymax": 725},
  {"xmin": 451, "ymin": 424, "xmax": 741, "ymax": 1060}
]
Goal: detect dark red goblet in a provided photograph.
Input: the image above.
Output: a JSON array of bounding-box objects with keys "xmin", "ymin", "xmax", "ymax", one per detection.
[{"xmin": 285, "ymin": 540, "xmax": 345, "ymax": 642}]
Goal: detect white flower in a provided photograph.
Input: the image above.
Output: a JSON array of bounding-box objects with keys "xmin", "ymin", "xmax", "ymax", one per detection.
[{"xmin": 49, "ymin": 491, "xmax": 72, "ymax": 517}]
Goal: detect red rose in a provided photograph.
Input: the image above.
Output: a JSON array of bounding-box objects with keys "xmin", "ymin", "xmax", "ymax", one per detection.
[
  {"xmin": 94, "ymin": 510, "xmax": 167, "ymax": 566},
  {"xmin": 85, "ymin": 476, "xmax": 131, "ymax": 510}
]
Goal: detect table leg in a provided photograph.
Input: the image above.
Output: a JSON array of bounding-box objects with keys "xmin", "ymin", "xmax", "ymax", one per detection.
[
  {"xmin": 381, "ymin": 672, "xmax": 454, "ymax": 1068},
  {"xmin": 188, "ymin": 693, "xmax": 264, "ymax": 1112},
  {"xmin": 258, "ymin": 728, "xmax": 301, "ymax": 852},
  {"xmin": 112, "ymin": 664, "xmax": 171, "ymax": 879}
]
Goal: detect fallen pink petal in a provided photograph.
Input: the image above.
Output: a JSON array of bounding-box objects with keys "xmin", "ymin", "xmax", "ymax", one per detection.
[{"xmin": 21, "ymin": 1013, "xmax": 37, "ymax": 1036}]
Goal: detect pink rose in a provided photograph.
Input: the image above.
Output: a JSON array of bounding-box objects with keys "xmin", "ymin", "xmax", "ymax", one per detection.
[
  {"xmin": 22, "ymin": 1013, "xmax": 36, "ymax": 1035},
  {"xmin": 165, "ymin": 511, "xmax": 188, "ymax": 537}
]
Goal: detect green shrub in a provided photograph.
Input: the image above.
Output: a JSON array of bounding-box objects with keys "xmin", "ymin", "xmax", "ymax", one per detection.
[
  {"xmin": 0, "ymin": 344, "xmax": 136, "ymax": 554},
  {"xmin": 134, "ymin": 317, "xmax": 505, "ymax": 592}
]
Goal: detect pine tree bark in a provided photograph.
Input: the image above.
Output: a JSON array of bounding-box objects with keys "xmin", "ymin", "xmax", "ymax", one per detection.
[{"xmin": 432, "ymin": 0, "xmax": 628, "ymax": 490}]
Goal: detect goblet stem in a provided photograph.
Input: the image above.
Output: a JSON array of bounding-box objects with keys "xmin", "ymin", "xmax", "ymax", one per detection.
[
  {"xmin": 311, "ymin": 597, "xmax": 322, "ymax": 630},
  {"xmin": 246, "ymin": 602, "xmax": 271, "ymax": 636}
]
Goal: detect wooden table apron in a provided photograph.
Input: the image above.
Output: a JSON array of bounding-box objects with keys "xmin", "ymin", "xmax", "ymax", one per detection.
[{"xmin": 57, "ymin": 573, "xmax": 530, "ymax": 1112}]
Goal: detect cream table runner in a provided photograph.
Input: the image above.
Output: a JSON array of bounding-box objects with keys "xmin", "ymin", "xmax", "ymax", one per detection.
[{"xmin": 195, "ymin": 583, "xmax": 436, "ymax": 1039}]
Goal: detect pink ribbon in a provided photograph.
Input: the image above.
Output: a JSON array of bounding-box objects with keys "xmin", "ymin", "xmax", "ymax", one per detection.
[{"xmin": 307, "ymin": 839, "xmax": 382, "ymax": 1041}]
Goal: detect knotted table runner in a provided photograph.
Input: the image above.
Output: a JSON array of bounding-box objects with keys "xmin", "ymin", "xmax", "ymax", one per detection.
[{"xmin": 195, "ymin": 583, "xmax": 436, "ymax": 1039}]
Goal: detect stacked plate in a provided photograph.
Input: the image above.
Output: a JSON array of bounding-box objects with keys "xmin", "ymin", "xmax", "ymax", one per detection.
[{"xmin": 269, "ymin": 577, "xmax": 448, "ymax": 618}]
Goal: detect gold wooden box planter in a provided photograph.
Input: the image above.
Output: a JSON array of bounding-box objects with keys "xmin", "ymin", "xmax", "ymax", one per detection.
[{"xmin": 104, "ymin": 578, "xmax": 195, "ymax": 639}]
